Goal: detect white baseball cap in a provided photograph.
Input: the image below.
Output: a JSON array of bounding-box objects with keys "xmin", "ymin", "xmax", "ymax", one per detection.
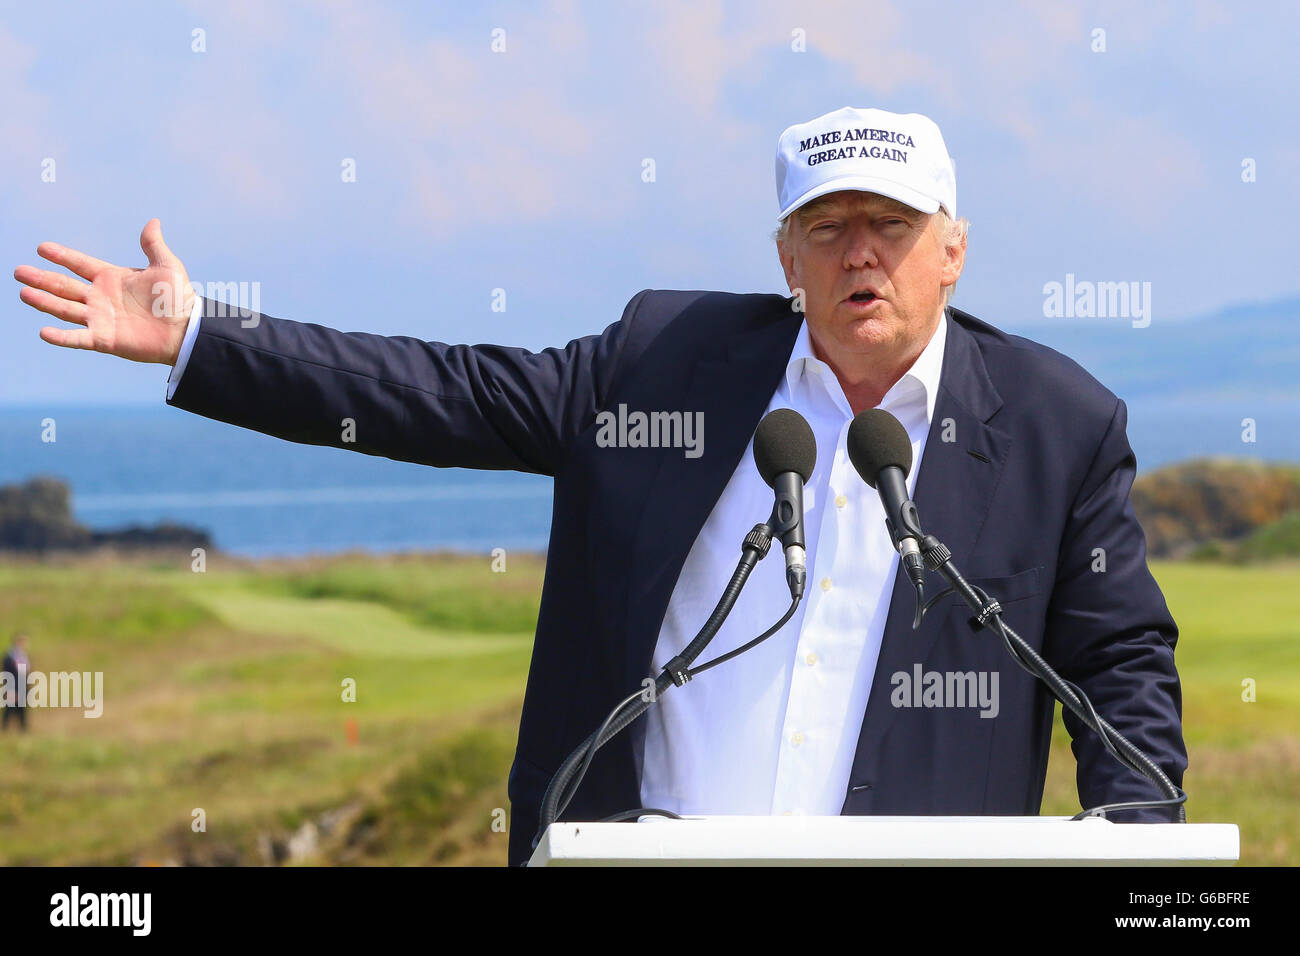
[{"xmin": 775, "ymin": 106, "xmax": 956, "ymax": 221}]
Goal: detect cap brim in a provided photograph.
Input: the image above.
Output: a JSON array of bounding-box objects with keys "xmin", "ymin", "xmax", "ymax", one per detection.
[{"xmin": 778, "ymin": 174, "xmax": 942, "ymax": 220}]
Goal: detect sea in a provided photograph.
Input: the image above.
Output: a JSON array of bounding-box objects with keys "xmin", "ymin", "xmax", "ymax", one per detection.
[
  {"xmin": 0, "ymin": 406, "xmax": 553, "ymax": 558},
  {"xmin": 1, "ymin": 401, "xmax": 1296, "ymax": 559}
]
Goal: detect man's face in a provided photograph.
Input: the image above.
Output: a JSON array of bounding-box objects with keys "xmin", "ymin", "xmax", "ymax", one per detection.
[{"xmin": 777, "ymin": 190, "xmax": 965, "ymax": 361}]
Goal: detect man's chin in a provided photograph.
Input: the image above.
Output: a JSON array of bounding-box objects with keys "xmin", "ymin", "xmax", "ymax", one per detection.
[{"xmin": 835, "ymin": 309, "xmax": 901, "ymax": 349}]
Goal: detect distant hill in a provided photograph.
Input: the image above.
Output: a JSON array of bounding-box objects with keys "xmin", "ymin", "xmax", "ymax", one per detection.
[
  {"xmin": 1005, "ymin": 295, "xmax": 1300, "ymax": 405},
  {"xmin": 1131, "ymin": 459, "xmax": 1300, "ymax": 559},
  {"xmin": 0, "ymin": 475, "xmax": 212, "ymax": 554}
]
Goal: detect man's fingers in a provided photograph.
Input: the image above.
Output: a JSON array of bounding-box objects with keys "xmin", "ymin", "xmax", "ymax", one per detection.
[
  {"xmin": 36, "ymin": 242, "xmax": 113, "ymax": 282},
  {"xmin": 19, "ymin": 287, "xmax": 89, "ymax": 326},
  {"xmin": 13, "ymin": 264, "xmax": 90, "ymax": 303},
  {"xmin": 37, "ymin": 325, "xmax": 95, "ymax": 351}
]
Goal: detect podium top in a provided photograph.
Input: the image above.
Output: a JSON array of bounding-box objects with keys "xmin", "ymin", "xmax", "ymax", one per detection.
[{"xmin": 528, "ymin": 815, "xmax": 1240, "ymax": 866}]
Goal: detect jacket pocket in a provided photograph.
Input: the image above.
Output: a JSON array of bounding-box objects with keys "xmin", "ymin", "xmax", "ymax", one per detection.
[{"xmin": 960, "ymin": 566, "xmax": 1042, "ymax": 606}]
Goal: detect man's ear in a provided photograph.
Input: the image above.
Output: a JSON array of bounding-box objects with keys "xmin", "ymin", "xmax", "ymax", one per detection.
[
  {"xmin": 777, "ymin": 235, "xmax": 797, "ymax": 291},
  {"xmin": 941, "ymin": 231, "xmax": 967, "ymax": 287}
]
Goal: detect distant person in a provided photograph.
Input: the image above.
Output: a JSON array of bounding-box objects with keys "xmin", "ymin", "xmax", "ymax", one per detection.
[
  {"xmin": 2, "ymin": 633, "xmax": 31, "ymax": 733},
  {"xmin": 14, "ymin": 105, "xmax": 1187, "ymax": 866}
]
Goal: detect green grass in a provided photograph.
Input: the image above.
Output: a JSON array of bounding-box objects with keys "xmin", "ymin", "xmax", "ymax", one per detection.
[
  {"xmin": 1039, "ymin": 560, "xmax": 1300, "ymax": 864},
  {"xmin": 0, "ymin": 552, "xmax": 540, "ymax": 865},
  {"xmin": 0, "ymin": 553, "xmax": 1295, "ymax": 865},
  {"xmin": 182, "ymin": 584, "xmax": 532, "ymax": 659},
  {"xmin": 239, "ymin": 551, "xmax": 548, "ymax": 634}
]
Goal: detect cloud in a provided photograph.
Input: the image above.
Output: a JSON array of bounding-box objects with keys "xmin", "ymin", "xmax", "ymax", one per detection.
[
  {"xmin": 161, "ymin": 0, "xmax": 615, "ymax": 235},
  {"xmin": 633, "ymin": 0, "xmax": 1213, "ymax": 228}
]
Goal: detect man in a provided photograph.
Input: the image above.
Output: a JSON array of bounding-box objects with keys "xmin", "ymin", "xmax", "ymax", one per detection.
[
  {"xmin": 2, "ymin": 634, "xmax": 31, "ymax": 732},
  {"xmin": 14, "ymin": 106, "xmax": 1186, "ymax": 866}
]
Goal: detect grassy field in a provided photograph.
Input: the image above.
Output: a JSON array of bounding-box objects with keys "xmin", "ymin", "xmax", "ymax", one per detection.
[
  {"xmin": 1041, "ymin": 561, "xmax": 1300, "ymax": 864},
  {"xmin": 0, "ymin": 552, "xmax": 1293, "ymax": 865}
]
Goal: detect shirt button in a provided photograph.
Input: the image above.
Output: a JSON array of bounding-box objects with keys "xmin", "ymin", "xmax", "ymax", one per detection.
[
  {"xmin": 790, "ymin": 732, "xmax": 804, "ymax": 747},
  {"xmin": 782, "ymin": 810, "xmax": 793, "ymax": 816},
  {"xmin": 820, "ymin": 577, "xmax": 832, "ymax": 592},
  {"xmin": 809, "ymin": 362, "xmax": 822, "ymax": 375},
  {"xmin": 805, "ymin": 652, "xmax": 818, "ymax": 666},
  {"xmin": 834, "ymin": 494, "xmax": 847, "ymax": 509}
]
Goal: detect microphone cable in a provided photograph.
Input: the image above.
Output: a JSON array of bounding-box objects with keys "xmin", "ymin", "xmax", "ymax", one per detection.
[
  {"xmin": 534, "ymin": 407, "xmax": 820, "ymax": 853},
  {"xmin": 552, "ymin": 594, "xmax": 801, "ymax": 832},
  {"xmin": 688, "ymin": 596, "xmax": 800, "ymax": 676},
  {"xmin": 914, "ymin": 539, "xmax": 1187, "ymax": 823},
  {"xmin": 536, "ymin": 523, "xmax": 774, "ymax": 842},
  {"xmin": 534, "ymin": 529, "xmax": 807, "ymax": 849}
]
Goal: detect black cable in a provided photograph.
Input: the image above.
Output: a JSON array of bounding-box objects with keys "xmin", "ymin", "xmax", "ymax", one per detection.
[
  {"xmin": 689, "ymin": 595, "xmax": 800, "ymax": 675},
  {"xmin": 943, "ymin": 578, "xmax": 1187, "ymax": 822},
  {"xmin": 553, "ymin": 592, "xmax": 801, "ymax": 818},
  {"xmin": 599, "ymin": 808, "xmax": 684, "ymax": 823},
  {"xmin": 917, "ymin": 585, "xmax": 957, "ymax": 621},
  {"xmin": 1070, "ymin": 796, "xmax": 1188, "ymax": 820},
  {"xmin": 550, "ymin": 595, "xmax": 803, "ymax": 824},
  {"xmin": 987, "ymin": 608, "xmax": 1186, "ymax": 820},
  {"xmin": 551, "ymin": 689, "xmax": 656, "ymax": 822},
  {"xmin": 535, "ymin": 525, "xmax": 774, "ymax": 846},
  {"xmin": 911, "ymin": 543, "xmax": 1187, "ymax": 824},
  {"xmin": 558, "ymin": 686, "xmax": 648, "ymax": 820},
  {"xmin": 551, "ymin": 597, "xmax": 804, "ymax": 823},
  {"xmin": 910, "ymin": 579, "xmax": 926, "ymax": 630}
]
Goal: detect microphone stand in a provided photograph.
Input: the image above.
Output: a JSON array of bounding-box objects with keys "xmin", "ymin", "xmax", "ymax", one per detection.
[
  {"xmin": 533, "ymin": 518, "xmax": 794, "ymax": 853},
  {"xmin": 913, "ymin": 532, "xmax": 1188, "ymax": 823}
]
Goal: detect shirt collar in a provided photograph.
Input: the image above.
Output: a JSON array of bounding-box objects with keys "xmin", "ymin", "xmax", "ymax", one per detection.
[{"xmin": 783, "ymin": 308, "xmax": 948, "ymax": 424}]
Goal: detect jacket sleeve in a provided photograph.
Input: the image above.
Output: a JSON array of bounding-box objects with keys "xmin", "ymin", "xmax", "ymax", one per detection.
[
  {"xmin": 1040, "ymin": 397, "xmax": 1189, "ymax": 821},
  {"xmin": 164, "ymin": 292, "xmax": 648, "ymax": 477}
]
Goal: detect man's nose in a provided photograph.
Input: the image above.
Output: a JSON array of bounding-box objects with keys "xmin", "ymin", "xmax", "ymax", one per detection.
[{"xmin": 842, "ymin": 223, "xmax": 880, "ymax": 270}]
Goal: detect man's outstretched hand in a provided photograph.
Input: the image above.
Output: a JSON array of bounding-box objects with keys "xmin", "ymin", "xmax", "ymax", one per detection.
[{"xmin": 13, "ymin": 218, "xmax": 195, "ymax": 365}]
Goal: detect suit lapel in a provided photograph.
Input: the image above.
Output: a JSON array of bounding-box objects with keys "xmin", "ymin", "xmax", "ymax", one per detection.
[
  {"xmin": 844, "ymin": 309, "xmax": 1012, "ymax": 793},
  {"xmin": 622, "ymin": 302, "xmax": 802, "ymax": 689},
  {"xmin": 614, "ymin": 302, "xmax": 1012, "ymax": 799}
]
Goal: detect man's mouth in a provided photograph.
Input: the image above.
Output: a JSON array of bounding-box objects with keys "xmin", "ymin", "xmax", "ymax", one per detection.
[{"xmin": 845, "ymin": 288, "xmax": 883, "ymax": 308}]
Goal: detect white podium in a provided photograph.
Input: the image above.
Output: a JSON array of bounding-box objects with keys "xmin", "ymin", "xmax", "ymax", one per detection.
[{"xmin": 528, "ymin": 815, "xmax": 1240, "ymax": 866}]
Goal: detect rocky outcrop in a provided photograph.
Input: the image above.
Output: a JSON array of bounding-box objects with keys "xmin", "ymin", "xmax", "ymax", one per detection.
[{"xmin": 0, "ymin": 475, "xmax": 212, "ymax": 554}]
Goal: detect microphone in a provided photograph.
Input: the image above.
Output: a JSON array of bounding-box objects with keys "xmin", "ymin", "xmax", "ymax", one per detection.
[
  {"xmin": 847, "ymin": 409, "xmax": 926, "ymax": 594},
  {"xmin": 753, "ymin": 408, "xmax": 816, "ymax": 599}
]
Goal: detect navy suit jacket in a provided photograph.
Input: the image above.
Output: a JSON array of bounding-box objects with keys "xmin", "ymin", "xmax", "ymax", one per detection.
[{"xmin": 167, "ymin": 290, "xmax": 1187, "ymax": 866}]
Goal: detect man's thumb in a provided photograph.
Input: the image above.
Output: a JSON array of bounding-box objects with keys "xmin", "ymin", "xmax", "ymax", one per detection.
[{"xmin": 140, "ymin": 218, "xmax": 179, "ymax": 269}]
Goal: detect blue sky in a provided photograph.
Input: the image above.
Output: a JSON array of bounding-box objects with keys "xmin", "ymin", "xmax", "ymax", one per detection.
[{"xmin": 3, "ymin": 0, "xmax": 1297, "ymax": 405}]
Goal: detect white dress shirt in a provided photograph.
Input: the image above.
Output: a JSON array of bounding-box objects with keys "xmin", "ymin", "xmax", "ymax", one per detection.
[{"xmin": 636, "ymin": 311, "xmax": 947, "ymax": 816}]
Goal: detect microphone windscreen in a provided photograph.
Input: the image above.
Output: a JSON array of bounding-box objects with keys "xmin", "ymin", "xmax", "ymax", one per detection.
[
  {"xmin": 753, "ymin": 408, "xmax": 816, "ymax": 487},
  {"xmin": 847, "ymin": 409, "xmax": 912, "ymax": 489}
]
